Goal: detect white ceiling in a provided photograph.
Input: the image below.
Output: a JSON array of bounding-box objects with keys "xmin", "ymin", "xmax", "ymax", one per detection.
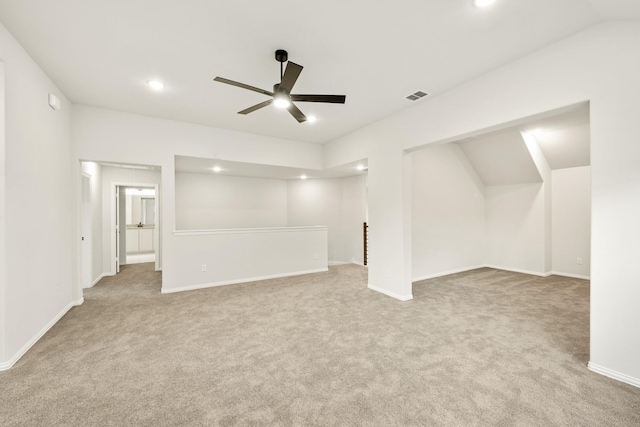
[
  {"xmin": 0, "ymin": 1, "xmax": 635, "ymax": 144},
  {"xmin": 175, "ymin": 156, "xmax": 367, "ymax": 180},
  {"xmin": 459, "ymin": 130, "xmax": 543, "ymax": 186},
  {"xmin": 455, "ymin": 103, "xmax": 590, "ymax": 185}
]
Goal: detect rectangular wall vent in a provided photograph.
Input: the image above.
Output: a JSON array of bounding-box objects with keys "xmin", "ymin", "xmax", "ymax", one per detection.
[{"xmin": 406, "ymin": 90, "xmax": 429, "ymax": 101}]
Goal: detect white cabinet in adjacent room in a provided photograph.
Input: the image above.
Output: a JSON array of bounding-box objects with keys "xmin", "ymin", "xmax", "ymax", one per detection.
[
  {"xmin": 126, "ymin": 228, "xmax": 155, "ymax": 253},
  {"xmin": 139, "ymin": 228, "xmax": 154, "ymax": 252},
  {"xmin": 126, "ymin": 229, "xmax": 139, "ymax": 252}
]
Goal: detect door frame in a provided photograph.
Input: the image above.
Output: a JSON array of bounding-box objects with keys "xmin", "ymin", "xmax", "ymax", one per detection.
[
  {"xmin": 81, "ymin": 173, "xmax": 92, "ymax": 288},
  {"xmin": 110, "ymin": 182, "xmax": 160, "ymax": 275}
]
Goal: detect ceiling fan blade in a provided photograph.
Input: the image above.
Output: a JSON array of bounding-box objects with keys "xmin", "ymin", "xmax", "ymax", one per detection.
[
  {"xmin": 279, "ymin": 62, "xmax": 303, "ymax": 93},
  {"xmin": 214, "ymin": 77, "xmax": 273, "ymax": 96},
  {"xmin": 287, "ymin": 102, "xmax": 307, "ymax": 123},
  {"xmin": 291, "ymin": 94, "xmax": 346, "ymax": 104},
  {"xmin": 238, "ymin": 99, "xmax": 273, "ymax": 115}
]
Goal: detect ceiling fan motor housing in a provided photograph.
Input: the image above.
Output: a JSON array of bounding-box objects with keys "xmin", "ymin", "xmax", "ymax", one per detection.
[{"xmin": 273, "ymin": 83, "xmax": 289, "ymax": 95}]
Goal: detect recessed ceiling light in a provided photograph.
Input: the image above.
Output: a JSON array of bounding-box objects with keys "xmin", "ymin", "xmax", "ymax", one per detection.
[
  {"xmin": 356, "ymin": 164, "xmax": 367, "ymax": 171},
  {"xmin": 307, "ymin": 116, "xmax": 317, "ymax": 123},
  {"xmin": 212, "ymin": 166, "xmax": 222, "ymax": 173},
  {"xmin": 473, "ymin": 0, "xmax": 495, "ymax": 8},
  {"xmin": 300, "ymin": 175, "xmax": 307, "ymax": 180},
  {"xmin": 148, "ymin": 80, "xmax": 164, "ymax": 90}
]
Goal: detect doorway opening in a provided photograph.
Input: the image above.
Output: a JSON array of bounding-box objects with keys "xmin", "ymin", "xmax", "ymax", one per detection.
[
  {"xmin": 119, "ymin": 186, "xmax": 157, "ymax": 266},
  {"xmin": 112, "ymin": 183, "xmax": 159, "ymax": 274},
  {"xmin": 79, "ymin": 161, "xmax": 161, "ymax": 290}
]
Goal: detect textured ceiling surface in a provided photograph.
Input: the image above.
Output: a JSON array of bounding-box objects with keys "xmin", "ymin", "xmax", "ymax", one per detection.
[{"xmin": 0, "ymin": 1, "xmax": 635, "ymax": 144}]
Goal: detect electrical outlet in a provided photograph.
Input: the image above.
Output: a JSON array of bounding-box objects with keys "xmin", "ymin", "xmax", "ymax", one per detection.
[
  {"xmin": 577, "ymin": 258, "xmax": 583, "ymax": 265},
  {"xmin": 201, "ymin": 264, "xmax": 207, "ymax": 272},
  {"xmin": 386, "ymin": 269, "xmax": 392, "ymax": 278}
]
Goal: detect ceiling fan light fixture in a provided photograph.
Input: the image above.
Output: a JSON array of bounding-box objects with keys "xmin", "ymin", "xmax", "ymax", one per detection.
[
  {"xmin": 473, "ymin": 0, "xmax": 495, "ymax": 8},
  {"xmin": 273, "ymin": 93, "xmax": 291, "ymax": 108},
  {"xmin": 148, "ymin": 80, "xmax": 164, "ymax": 90}
]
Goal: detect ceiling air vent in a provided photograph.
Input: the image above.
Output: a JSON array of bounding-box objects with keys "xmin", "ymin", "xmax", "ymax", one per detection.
[{"xmin": 406, "ymin": 91, "xmax": 429, "ymax": 101}]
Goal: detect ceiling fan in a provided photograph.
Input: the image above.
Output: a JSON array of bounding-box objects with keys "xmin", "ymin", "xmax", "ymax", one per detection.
[{"xmin": 213, "ymin": 49, "xmax": 346, "ymax": 123}]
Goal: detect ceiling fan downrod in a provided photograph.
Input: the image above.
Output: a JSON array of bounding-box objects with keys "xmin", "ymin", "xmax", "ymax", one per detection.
[{"xmin": 275, "ymin": 49, "xmax": 288, "ymax": 82}]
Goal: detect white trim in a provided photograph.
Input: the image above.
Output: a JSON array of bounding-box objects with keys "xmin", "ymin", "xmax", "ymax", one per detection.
[
  {"xmin": 367, "ymin": 284, "xmax": 413, "ymax": 301},
  {"xmin": 329, "ymin": 261, "xmax": 349, "ymax": 266},
  {"xmin": 483, "ymin": 265, "xmax": 547, "ymax": 277},
  {"xmin": 412, "ymin": 265, "xmax": 485, "ymax": 282},
  {"xmin": 588, "ymin": 362, "xmax": 640, "ymax": 389},
  {"xmin": 547, "ymin": 271, "xmax": 590, "ymax": 280},
  {"xmin": 351, "ymin": 260, "xmax": 367, "ymax": 267},
  {"xmin": 0, "ymin": 298, "xmax": 84, "ymax": 371},
  {"xmin": 160, "ymin": 268, "xmax": 328, "ymax": 294},
  {"xmin": 411, "ymin": 266, "xmax": 591, "ymax": 283},
  {"xmin": 174, "ymin": 226, "xmax": 328, "ymax": 236},
  {"xmin": 87, "ymin": 273, "xmax": 107, "ymax": 288}
]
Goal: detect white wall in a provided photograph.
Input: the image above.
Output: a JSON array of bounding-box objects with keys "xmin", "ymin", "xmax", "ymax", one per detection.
[
  {"xmin": 412, "ymin": 144, "xmax": 485, "ymax": 280},
  {"xmin": 175, "ymin": 172, "xmax": 287, "ymax": 230},
  {"xmin": 552, "ymin": 166, "xmax": 591, "ymax": 278},
  {"xmin": 287, "ymin": 175, "xmax": 367, "ymax": 264},
  {"xmin": 485, "ymin": 184, "xmax": 545, "ymax": 274},
  {"xmin": 341, "ymin": 175, "xmax": 367, "ymax": 265},
  {"xmin": 523, "ymin": 133, "xmax": 553, "ymax": 274},
  {"xmin": 0, "ymin": 62, "xmax": 6, "ymax": 363},
  {"xmin": 100, "ymin": 166, "xmax": 161, "ymax": 274},
  {"xmin": 167, "ymin": 227, "xmax": 328, "ymax": 292},
  {"xmin": 81, "ymin": 162, "xmax": 103, "ymax": 284},
  {"xmin": 323, "ymin": 22, "xmax": 640, "ymax": 384},
  {"xmin": 287, "ymin": 178, "xmax": 344, "ymax": 263},
  {"xmin": 0, "ymin": 22, "xmax": 76, "ymax": 367}
]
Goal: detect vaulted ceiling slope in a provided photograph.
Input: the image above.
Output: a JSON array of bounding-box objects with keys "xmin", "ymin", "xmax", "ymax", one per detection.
[
  {"xmin": 0, "ymin": 1, "xmax": 637, "ymax": 144},
  {"xmin": 456, "ymin": 104, "xmax": 590, "ymax": 185}
]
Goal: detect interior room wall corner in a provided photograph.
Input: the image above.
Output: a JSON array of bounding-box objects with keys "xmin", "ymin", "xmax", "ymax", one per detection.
[{"xmin": 522, "ymin": 132, "xmax": 553, "ymax": 273}]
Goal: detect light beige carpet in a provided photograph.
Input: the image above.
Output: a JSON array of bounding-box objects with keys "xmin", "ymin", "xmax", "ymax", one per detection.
[{"xmin": 1, "ymin": 264, "xmax": 639, "ymax": 426}]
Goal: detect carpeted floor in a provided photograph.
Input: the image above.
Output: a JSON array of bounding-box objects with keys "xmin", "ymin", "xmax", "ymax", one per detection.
[{"xmin": 1, "ymin": 264, "xmax": 639, "ymax": 426}]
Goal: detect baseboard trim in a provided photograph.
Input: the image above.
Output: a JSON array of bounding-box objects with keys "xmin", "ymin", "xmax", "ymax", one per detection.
[
  {"xmin": 0, "ymin": 298, "xmax": 84, "ymax": 371},
  {"xmin": 412, "ymin": 265, "xmax": 485, "ymax": 282},
  {"xmin": 484, "ymin": 265, "xmax": 547, "ymax": 277},
  {"xmin": 87, "ymin": 273, "xmax": 107, "ymax": 288},
  {"xmin": 367, "ymin": 284, "xmax": 413, "ymax": 301},
  {"xmin": 328, "ymin": 261, "xmax": 348, "ymax": 266},
  {"xmin": 351, "ymin": 260, "xmax": 367, "ymax": 267},
  {"xmin": 588, "ymin": 362, "xmax": 640, "ymax": 389},
  {"xmin": 161, "ymin": 268, "xmax": 329, "ymax": 294},
  {"xmin": 547, "ymin": 271, "xmax": 590, "ymax": 280}
]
